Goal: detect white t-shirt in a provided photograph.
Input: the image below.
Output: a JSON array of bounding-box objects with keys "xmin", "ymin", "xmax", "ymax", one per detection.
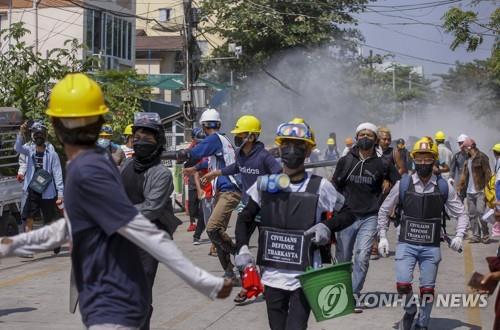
[
  {"xmin": 467, "ymin": 160, "xmax": 477, "ymax": 194},
  {"xmin": 438, "ymin": 144, "xmax": 453, "ymax": 180},
  {"xmin": 246, "ymin": 173, "xmax": 342, "ymax": 291}
]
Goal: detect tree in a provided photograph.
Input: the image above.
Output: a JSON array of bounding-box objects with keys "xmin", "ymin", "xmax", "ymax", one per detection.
[
  {"xmin": 0, "ymin": 23, "xmax": 95, "ymax": 121},
  {"xmin": 0, "ymin": 22, "xmax": 152, "ymax": 138},
  {"xmin": 94, "ymin": 70, "xmax": 152, "ymax": 137},
  {"xmin": 200, "ymin": 0, "xmax": 367, "ymax": 76}
]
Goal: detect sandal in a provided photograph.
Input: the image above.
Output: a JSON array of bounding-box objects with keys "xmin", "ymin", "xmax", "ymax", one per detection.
[{"xmin": 233, "ymin": 290, "xmax": 248, "ymax": 304}]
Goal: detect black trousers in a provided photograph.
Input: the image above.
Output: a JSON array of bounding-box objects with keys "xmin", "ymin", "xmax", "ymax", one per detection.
[
  {"xmin": 22, "ymin": 188, "xmax": 57, "ymax": 224},
  {"xmin": 188, "ymin": 189, "xmax": 199, "ymax": 220},
  {"xmin": 193, "ymin": 201, "xmax": 205, "ymax": 240},
  {"xmin": 138, "ymin": 248, "xmax": 159, "ymax": 330},
  {"xmin": 264, "ymin": 285, "xmax": 311, "ymax": 330}
]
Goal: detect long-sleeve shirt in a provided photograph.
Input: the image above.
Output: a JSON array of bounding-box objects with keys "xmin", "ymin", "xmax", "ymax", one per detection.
[
  {"xmin": 14, "ymin": 134, "xmax": 64, "ymax": 199},
  {"xmin": 378, "ymin": 173, "xmax": 468, "ymax": 237}
]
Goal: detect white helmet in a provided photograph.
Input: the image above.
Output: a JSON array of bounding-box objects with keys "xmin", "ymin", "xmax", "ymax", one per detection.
[
  {"xmin": 457, "ymin": 134, "xmax": 468, "ymax": 143},
  {"xmin": 199, "ymin": 108, "xmax": 221, "ymax": 124}
]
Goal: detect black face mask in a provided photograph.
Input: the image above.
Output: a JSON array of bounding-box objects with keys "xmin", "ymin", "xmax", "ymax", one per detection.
[
  {"xmin": 415, "ymin": 163, "xmax": 434, "ymax": 178},
  {"xmin": 133, "ymin": 141, "xmax": 158, "ymax": 161},
  {"xmin": 234, "ymin": 136, "xmax": 244, "ymax": 147},
  {"xmin": 357, "ymin": 137, "xmax": 375, "ymax": 150},
  {"xmin": 34, "ymin": 136, "xmax": 45, "ymax": 146},
  {"xmin": 281, "ymin": 144, "xmax": 307, "ymax": 169}
]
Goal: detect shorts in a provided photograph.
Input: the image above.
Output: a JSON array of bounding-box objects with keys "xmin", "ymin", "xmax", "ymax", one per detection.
[{"xmin": 22, "ymin": 188, "xmax": 57, "ymax": 224}]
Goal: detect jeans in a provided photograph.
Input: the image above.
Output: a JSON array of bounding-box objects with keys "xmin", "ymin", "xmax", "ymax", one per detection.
[
  {"xmin": 264, "ymin": 286, "xmax": 310, "ymax": 330},
  {"xmin": 193, "ymin": 200, "xmax": 205, "ymax": 240},
  {"xmin": 467, "ymin": 192, "xmax": 489, "ymax": 239},
  {"xmin": 395, "ymin": 243, "xmax": 441, "ymax": 327},
  {"xmin": 335, "ymin": 214, "xmax": 378, "ymax": 294}
]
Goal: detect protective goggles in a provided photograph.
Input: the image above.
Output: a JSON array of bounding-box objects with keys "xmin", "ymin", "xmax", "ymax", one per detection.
[
  {"xmin": 134, "ymin": 112, "xmax": 161, "ymax": 126},
  {"xmin": 276, "ymin": 123, "xmax": 312, "ymax": 140}
]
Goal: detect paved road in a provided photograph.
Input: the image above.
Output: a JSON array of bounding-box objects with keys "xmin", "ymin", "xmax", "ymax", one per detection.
[{"xmin": 0, "ymin": 214, "xmax": 497, "ymax": 330}]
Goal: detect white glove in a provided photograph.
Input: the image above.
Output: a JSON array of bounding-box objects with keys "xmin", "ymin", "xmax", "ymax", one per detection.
[
  {"xmin": 378, "ymin": 237, "xmax": 389, "ymax": 257},
  {"xmin": 235, "ymin": 245, "xmax": 254, "ymax": 271},
  {"xmin": 450, "ymin": 236, "xmax": 463, "ymax": 252},
  {"xmin": 304, "ymin": 223, "xmax": 331, "ymax": 246}
]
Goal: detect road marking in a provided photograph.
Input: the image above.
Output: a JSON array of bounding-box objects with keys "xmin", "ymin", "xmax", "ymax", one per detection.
[
  {"xmin": 463, "ymin": 242, "xmax": 482, "ymax": 328},
  {"xmin": 0, "ymin": 265, "xmax": 64, "ymax": 289}
]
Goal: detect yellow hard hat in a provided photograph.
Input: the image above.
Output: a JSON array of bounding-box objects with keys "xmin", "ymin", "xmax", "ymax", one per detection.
[
  {"xmin": 411, "ymin": 137, "xmax": 439, "ymax": 160},
  {"xmin": 99, "ymin": 124, "xmax": 113, "ymax": 137},
  {"xmin": 123, "ymin": 124, "xmax": 133, "ymax": 136},
  {"xmin": 275, "ymin": 118, "xmax": 316, "ymax": 147},
  {"xmin": 327, "ymin": 138, "xmax": 335, "ymax": 145},
  {"xmin": 492, "ymin": 143, "xmax": 500, "ymax": 153},
  {"xmin": 231, "ymin": 115, "xmax": 262, "ymax": 134},
  {"xmin": 434, "ymin": 131, "xmax": 446, "ymax": 141},
  {"xmin": 46, "ymin": 73, "xmax": 109, "ymax": 118}
]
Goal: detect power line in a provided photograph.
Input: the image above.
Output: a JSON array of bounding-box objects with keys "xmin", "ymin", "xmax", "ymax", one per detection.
[{"xmin": 360, "ymin": 43, "xmax": 457, "ymax": 66}]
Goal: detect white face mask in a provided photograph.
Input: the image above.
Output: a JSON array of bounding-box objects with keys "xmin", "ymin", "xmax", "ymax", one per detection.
[{"xmin": 97, "ymin": 138, "xmax": 110, "ymax": 149}]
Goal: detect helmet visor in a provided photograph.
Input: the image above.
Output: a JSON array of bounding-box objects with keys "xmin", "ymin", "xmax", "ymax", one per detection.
[{"xmin": 276, "ymin": 123, "xmax": 311, "ymax": 140}]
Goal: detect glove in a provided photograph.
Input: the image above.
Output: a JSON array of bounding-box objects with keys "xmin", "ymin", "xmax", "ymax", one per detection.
[
  {"xmin": 378, "ymin": 238, "xmax": 389, "ymax": 257},
  {"xmin": 176, "ymin": 149, "xmax": 190, "ymax": 162},
  {"xmin": 450, "ymin": 236, "xmax": 463, "ymax": 252},
  {"xmin": 0, "ymin": 238, "xmax": 13, "ymax": 257},
  {"xmin": 235, "ymin": 245, "xmax": 254, "ymax": 271},
  {"xmin": 304, "ymin": 223, "xmax": 331, "ymax": 246}
]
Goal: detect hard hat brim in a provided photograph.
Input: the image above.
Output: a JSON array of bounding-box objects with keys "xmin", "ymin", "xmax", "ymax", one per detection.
[
  {"xmin": 230, "ymin": 128, "xmax": 261, "ymax": 134},
  {"xmin": 275, "ymin": 136, "xmax": 316, "ymax": 147},
  {"xmin": 46, "ymin": 106, "xmax": 109, "ymax": 118}
]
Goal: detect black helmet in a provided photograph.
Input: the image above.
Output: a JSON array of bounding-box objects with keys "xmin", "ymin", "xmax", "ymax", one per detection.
[{"xmin": 132, "ymin": 112, "xmax": 166, "ymax": 146}]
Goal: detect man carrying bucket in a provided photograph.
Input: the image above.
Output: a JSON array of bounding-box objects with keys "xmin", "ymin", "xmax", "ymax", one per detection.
[
  {"xmin": 234, "ymin": 118, "xmax": 356, "ymax": 330},
  {"xmin": 377, "ymin": 138, "xmax": 467, "ymax": 330}
]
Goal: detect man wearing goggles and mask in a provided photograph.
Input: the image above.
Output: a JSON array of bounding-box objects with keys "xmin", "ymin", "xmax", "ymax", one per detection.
[
  {"xmin": 378, "ymin": 138, "xmax": 467, "ymax": 330},
  {"xmin": 201, "ymin": 114, "xmax": 281, "ymax": 303},
  {"xmin": 234, "ymin": 118, "xmax": 355, "ymax": 330},
  {"xmin": 97, "ymin": 125, "xmax": 125, "ymax": 166}
]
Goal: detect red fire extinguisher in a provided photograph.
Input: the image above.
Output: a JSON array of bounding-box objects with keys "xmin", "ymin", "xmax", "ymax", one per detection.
[{"xmin": 241, "ymin": 265, "xmax": 264, "ymax": 299}]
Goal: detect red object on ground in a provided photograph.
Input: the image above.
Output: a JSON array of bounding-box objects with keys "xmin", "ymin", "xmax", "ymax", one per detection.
[{"xmin": 242, "ymin": 265, "xmax": 264, "ymax": 299}]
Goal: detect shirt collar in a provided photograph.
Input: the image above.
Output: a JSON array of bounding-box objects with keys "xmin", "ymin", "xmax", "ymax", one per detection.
[{"xmin": 412, "ymin": 173, "xmax": 437, "ymax": 186}]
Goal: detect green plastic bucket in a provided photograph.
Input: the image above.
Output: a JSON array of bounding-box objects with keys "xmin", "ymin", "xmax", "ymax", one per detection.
[{"xmin": 296, "ymin": 262, "xmax": 354, "ymax": 322}]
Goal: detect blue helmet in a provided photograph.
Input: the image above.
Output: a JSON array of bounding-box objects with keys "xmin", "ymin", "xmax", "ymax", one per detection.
[{"xmin": 191, "ymin": 127, "xmax": 206, "ymax": 141}]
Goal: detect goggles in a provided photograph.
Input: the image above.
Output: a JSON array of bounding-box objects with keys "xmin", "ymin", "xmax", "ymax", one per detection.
[{"xmin": 276, "ymin": 123, "xmax": 312, "ymax": 140}]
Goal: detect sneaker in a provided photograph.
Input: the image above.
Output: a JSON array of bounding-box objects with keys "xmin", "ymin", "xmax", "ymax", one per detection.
[
  {"xmin": 19, "ymin": 253, "xmax": 34, "ymax": 259},
  {"xmin": 193, "ymin": 237, "xmax": 201, "ymax": 245},
  {"xmin": 353, "ymin": 302, "xmax": 364, "ymax": 313},
  {"xmin": 468, "ymin": 237, "xmax": 480, "ymax": 243},
  {"xmin": 53, "ymin": 247, "xmax": 61, "ymax": 255},
  {"xmin": 398, "ymin": 312, "xmax": 416, "ymax": 330},
  {"xmin": 482, "ymin": 235, "xmax": 490, "ymax": 244},
  {"xmin": 370, "ymin": 247, "xmax": 380, "ymax": 260},
  {"xmin": 187, "ymin": 223, "xmax": 197, "ymax": 232}
]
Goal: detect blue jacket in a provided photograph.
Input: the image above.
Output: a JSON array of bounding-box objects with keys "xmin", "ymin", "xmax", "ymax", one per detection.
[
  {"xmin": 191, "ymin": 133, "xmax": 238, "ymax": 193},
  {"xmin": 221, "ymin": 142, "xmax": 281, "ymax": 203},
  {"xmin": 15, "ymin": 135, "xmax": 64, "ymax": 199}
]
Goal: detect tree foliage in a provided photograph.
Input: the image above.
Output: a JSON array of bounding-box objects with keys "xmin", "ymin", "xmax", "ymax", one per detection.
[{"xmin": 200, "ymin": 0, "xmax": 367, "ymax": 75}]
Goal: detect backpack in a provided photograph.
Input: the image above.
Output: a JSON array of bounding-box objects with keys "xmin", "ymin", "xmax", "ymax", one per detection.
[
  {"xmin": 395, "ymin": 174, "xmax": 449, "ymax": 230},
  {"xmin": 484, "ymin": 174, "xmax": 497, "ymax": 209}
]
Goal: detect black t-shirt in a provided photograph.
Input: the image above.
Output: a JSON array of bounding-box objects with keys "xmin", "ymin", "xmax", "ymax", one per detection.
[
  {"xmin": 34, "ymin": 151, "xmax": 44, "ymax": 171},
  {"xmin": 64, "ymin": 148, "xmax": 148, "ymax": 328}
]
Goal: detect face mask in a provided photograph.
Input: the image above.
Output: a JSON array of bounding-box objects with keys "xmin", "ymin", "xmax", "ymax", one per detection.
[
  {"xmin": 415, "ymin": 163, "xmax": 434, "ymax": 178},
  {"xmin": 97, "ymin": 138, "xmax": 110, "ymax": 149},
  {"xmin": 280, "ymin": 144, "xmax": 307, "ymax": 169},
  {"xmin": 34, "ymin": 136, "xmax": 45, "ymax": 146},
  {"xmin": 234, "ymin": 136, "xmax": 245, "ymax": 148},
  {"xmin": 357, "ymin": 137, "xmax": 375, "ymax": 150},
  {"xmin": 133, "ymin": 141, "xmax": 158, "ymax": 161}
]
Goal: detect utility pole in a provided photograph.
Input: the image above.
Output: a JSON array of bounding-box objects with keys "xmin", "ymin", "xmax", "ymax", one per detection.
[
  {"xmin": 408, "ymin": 71, "xmax": 412, "ymax": 90},
  {"xmin": 392, "ymin": 65, "xmax": 396, "ymax": 93},
  {"xmin": 181, "ymin": 0, "xmax": 194, "ymax": 142},
  {"xmin": 33, "ymin": 0, "xmax": 40, "ymax": 54}
]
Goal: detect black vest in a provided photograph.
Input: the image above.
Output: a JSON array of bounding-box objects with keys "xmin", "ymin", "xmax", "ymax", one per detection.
[
  {"xmin": 398, "ymin": 180, "xmax": 445, "ymax": 247},
  {"xmin": 256, "ymin": 175, "xmax": 322, "ymax": 271},
  {"xmin": 122, "ymin": 162, "xmax": 146, "ymax": 204}
]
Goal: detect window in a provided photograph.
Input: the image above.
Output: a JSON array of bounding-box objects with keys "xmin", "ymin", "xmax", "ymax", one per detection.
[
  {"xmin": 159, "ymin": 8, "xmax": 172, "ymax": 22},
  {"xmin": 85, "ymin": 9, "xmax": 132, "ymax": 66}
]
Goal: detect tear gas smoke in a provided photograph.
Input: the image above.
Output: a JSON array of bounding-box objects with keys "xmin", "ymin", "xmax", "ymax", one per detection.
[{"xmin": 218, "ymin": 48, "xmax": 499, "ymax": 159}]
